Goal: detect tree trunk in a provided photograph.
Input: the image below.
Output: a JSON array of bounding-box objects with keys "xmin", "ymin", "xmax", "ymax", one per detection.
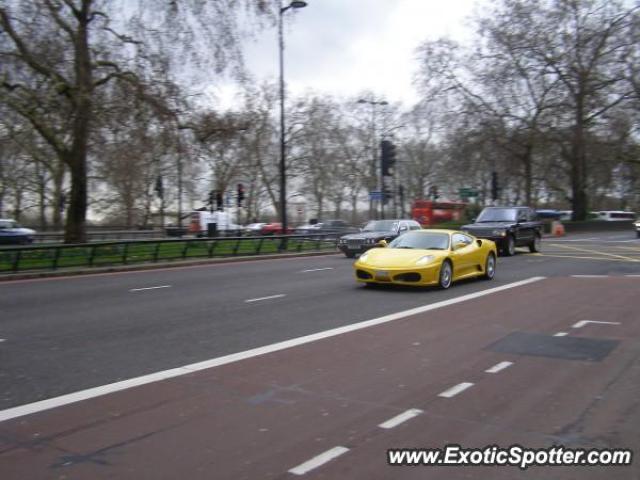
[
  {"xmin": 64, "ymin": 1, "xmax": 92, "ymax": 244},
  {"xmin": 571, "ymin": 97, "xmax": 588, "ymax": 221}
]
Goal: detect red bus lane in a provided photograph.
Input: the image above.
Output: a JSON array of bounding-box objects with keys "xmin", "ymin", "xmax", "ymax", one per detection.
[{"xmin": 0, "ymin": 277, "xmax": 638, "ymax": 479}]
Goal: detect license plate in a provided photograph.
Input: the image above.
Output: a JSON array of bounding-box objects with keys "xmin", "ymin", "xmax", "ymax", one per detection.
[{"xmin": 375, "ymin": 270, "xmax": 390, "ymax": 281}]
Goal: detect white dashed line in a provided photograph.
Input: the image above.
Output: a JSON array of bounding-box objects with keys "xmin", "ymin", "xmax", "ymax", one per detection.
[
  {"xmin": 300, "ymin": 267, "xmax": 334, "ymax": 273},
  {"xmin": 572, "ymin": 320, "xmax": 621, "ymax": 329},
  {"xmin": 626, "ymin": 275, "xmax": 640, "ymax": 277},
  {"xmin": 554, "ymin": 332, "xmax": 569, "ymax": 337},
  {"xmin": 438, "ymin": 382, "xmax": 474, "ymax": 398},
  {"xmin": 129, "ymin": 285, "xmax": 172, "ymax": 292},
  {"xmin": 571, "ymin": 275, "xmax": 609, "ymax": 278},
  {"xmin": 289, "ymin": 446, "xmax": 350, "ymax": 475},
  {"xmin": 244, "ymin": 294, "xmax": 287, "ymax": 303},
  {"xmin": 0, "ymin": 277, "xmax": 545, "ymax": 423},
  {"xmin": 485, "ymin": 361, "xmax": 513, "ymax": 374},
  {"xmin": 0, "ymin": 339, "xmax": 5, "ymax": 343},
  {"xmin": 378, "ymin": 408, "xmax": 423, "ymax": 429}
]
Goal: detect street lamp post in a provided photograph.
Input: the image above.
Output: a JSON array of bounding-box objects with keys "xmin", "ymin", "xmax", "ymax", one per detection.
[
  {"xmin": 357, "ymin": 98, "xmax": 388, "ymax": 219},
  {"xmin": 279, "ymin": 0, "xmax": 307, "ymax": 238}
]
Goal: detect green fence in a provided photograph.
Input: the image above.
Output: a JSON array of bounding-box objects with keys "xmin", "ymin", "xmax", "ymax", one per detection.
[{"xmin": 0, "ymin": 235, "xmax": 339, "ymax": 274}]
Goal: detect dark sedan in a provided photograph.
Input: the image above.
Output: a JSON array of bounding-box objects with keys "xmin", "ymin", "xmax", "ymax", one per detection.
[
  {"xmin": 0, "ymin": 219, "xmax": 36, "ymax": 245},
  {"xmin": 337, "ymin": 219, "xmax": 421, "ymax": 258}
]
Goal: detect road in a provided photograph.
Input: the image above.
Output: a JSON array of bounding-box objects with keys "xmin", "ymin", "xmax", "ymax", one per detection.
[{"xmin": 0, "ymin": 231, "xmax": 639, "ymax": 479}]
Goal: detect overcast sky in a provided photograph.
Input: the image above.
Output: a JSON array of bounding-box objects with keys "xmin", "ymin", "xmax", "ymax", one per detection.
[{"xmin": 213, "ymin": 0, "xmax": 481, "ymax": 109}]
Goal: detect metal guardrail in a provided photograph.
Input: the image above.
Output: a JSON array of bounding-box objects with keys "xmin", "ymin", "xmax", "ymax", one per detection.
[{"xmin": 0, "ymin": 234, "xmax": 339, "ymax": 274}]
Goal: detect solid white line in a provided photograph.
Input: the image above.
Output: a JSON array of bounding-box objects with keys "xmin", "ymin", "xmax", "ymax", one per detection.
[
  {"xmin": 244, "ymin": 294, "xmax": 287, "ymax": 303},
  {"xmin": 378, "ymin": 408, "xmax": 423, "ymax": 429},
  {"xmin": 129, "ymin": 285, "xmax": 171, "ymax": 292},
  {"xmin": 0, "ymin": 276, "xmax": 545, "ymax": 423},
  {"xmin": 438, "ymin": 382, "xmax": 474, "ymax": 398},
  {"xmin": 626, "ymin": 275, "xmax": 640, "ymax": 277},
  {"xmin": 289, "ymin": 446, "xmax": 349, "ymax": 475},
  {"xmin": 554, "ymin": 332, "xmax": 569, "ymax": 337},
  {"xmin": 572, "ymin": 320, "xmax": 621, "ymax": 329},
  {"xmin": 0, "ymin": 339, "xmax": 5, "ymax": 343},
  {"xmin": 300, "ymin": 267, "xmax": 334, "ymax": 273},
  {"xmin": 485, "ymin": 361, "xmax": 513, "ymax": 373}
]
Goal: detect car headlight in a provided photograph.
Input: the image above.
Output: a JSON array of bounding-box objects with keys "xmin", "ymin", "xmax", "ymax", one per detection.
[
  {"xmin": 492, "ymin": 229, "xmax": 507, "ymax": 237},
  {"xmin": 415, "ymin": 255, "xmax": 435, "ymax": 266},
  {"xmin": 359, "ymin": 253, "xmax": 369, "ymax": 262}
]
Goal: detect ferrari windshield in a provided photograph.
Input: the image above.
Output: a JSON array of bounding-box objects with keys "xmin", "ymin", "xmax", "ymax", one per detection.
[
  {"xmin": 362, "ymin": 220, "xmax": 398, "ymax": 232},
  {"xmin": 476, "ymin": 208, "xmax": 517, "ymax": 222},
  {"xmin": 388, "ymin": 232, "xmax": 450, "ymax": 250}
]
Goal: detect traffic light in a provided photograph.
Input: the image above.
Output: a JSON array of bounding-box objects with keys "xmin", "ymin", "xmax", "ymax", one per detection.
[
  {"xmin": 429, "ymin": 185, "xmax": 439, "ymax": 200},
  {"xmin": 216, "ymin": 191, "xmax": 223, "ymax": 210},
  {"xmin": 237, "ymin": 183, "xmax": 245, "ymax": 207},
  {"xmin": 208, "ymin": 190, "xmax": 215, "ymax": 206},
  {"xmin": 491, "ymin": 171, "xmax": 499, "ymax": 201},
  {"xmin": 380, "ymin": 140, "xmax": 397, "ymax": 176}
]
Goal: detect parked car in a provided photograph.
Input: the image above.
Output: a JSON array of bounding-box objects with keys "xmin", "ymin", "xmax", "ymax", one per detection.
[
  {"xmin": 0, "ymin": 219, "xmax": 36, "ymax": 245},
  {"xmin": 260, "ymin": 222, "xmax": 294, "ymax": 235},
  {"xmin": 337, "ymin": 219, "xmax": 421, "ymax": 258},
  {"xmin": 295, "ymin": 219, "xmax": 358, "ymax": 237},
  {"xmin": 595, "ymin": 211, "xmax": 636, "ymax": 221},
  {"xmin": 354, "ymin": 229, "xmax": 497, "ymax": 289},
  {"xmin": 244, "ymin": 223, "xmax": 266, "ymax": 236},
  {"xmin": 460, "ymin": 206, "xmax": 543, "ymax": 256}
]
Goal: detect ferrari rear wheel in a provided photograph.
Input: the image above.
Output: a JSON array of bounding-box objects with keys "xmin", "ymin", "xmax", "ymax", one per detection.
[
  {"xmin": 484, "ymin": 253, "xmax": 496, "ymax": 280},
  {"xmin": 438, "ymin": 260, "xmax": 453, "ymax": 289}
]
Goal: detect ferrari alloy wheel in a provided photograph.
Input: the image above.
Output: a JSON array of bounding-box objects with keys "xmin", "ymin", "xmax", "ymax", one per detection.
[
  {"xmin": 438, "ymin": 261, "xmax": 453, "ymax": 289},
  {"xmin": 484, "ymin": 253, "xmax": 496, "ymax": 280},
  {"xmin": 529, "ymin": 234, "xmax": 541, "ymax": 253},
  {"xmin": 503, "ymin": 235, "xmax": 515, "ymax": 256}
]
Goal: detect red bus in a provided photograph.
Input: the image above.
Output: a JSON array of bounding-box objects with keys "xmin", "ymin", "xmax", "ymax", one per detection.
[{"xmin": 411, "ymin": 200, "xmax": 466, "ymax": 227}]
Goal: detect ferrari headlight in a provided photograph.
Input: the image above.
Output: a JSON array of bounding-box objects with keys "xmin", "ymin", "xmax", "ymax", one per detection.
[
  {"xmin": 415, "ymin": 255, "xmax": 435, "ymax": 266},
  {"xmin": 492, "ymin": 229, "xmax": 506, "ymax": 237},
  {"xmin": 359, "ymin": 253, "xmax": 369, "ymax": 262}
]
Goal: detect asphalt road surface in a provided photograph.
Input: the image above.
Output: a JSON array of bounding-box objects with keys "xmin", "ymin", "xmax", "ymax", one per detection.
[{"xmin": 1, "ymin": 231, "xmax": 639, "ymax": 479}]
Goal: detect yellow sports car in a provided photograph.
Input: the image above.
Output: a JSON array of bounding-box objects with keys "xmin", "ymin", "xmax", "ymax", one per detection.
[{"xmin": 354, "ymin": 229, "xmax": 497, "ymax": 289}]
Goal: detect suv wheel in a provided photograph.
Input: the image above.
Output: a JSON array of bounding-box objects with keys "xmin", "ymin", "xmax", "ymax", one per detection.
[
  {"xmin": 502, "ymin": 235, "xmax": 515, "ymax": 256},
  {"xmin": 529, "ymin": 234, "xmax": 541, "ymax": 253}
]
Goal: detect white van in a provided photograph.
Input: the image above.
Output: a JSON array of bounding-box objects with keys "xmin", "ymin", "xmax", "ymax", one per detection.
[{"xmin": 596, "ymin": 211, "xmax": 636, "ymax": 221}]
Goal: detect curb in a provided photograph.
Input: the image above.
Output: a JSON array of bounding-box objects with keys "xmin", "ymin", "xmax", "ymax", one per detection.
[{"xmin": 0, "ymin": 250, "xmax": 341, "ymax": 282}]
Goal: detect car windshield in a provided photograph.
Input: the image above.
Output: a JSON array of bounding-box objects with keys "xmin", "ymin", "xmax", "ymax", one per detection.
[
  {"xmin": 362, "ymin": 220, "xmax": 398, "ymax": 232},
  {"xmin": 388, "ymin": 232, "xmax": 450, "ymax": 250},
  {"xmin": 476, "ymin": 208, "xmax": 518, "ymax": 222},
  {"xmin": 0, "ymin": 220, "xmax": 17, "ymax": 229}
]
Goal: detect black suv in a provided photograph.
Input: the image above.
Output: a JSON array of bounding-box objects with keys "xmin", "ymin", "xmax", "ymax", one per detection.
[
  {"xmin": 337, "ymin": 219, "xmax": 421, "ymax": 258},
  {"xmin": 461, "ymin": 207, "xmax": 542, "ymax": 256}
]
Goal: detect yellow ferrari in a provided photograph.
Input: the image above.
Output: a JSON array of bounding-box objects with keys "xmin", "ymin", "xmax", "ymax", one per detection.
[{"xmin": 354, "ymin": 229, "xmax": 497, "ymax": 289}]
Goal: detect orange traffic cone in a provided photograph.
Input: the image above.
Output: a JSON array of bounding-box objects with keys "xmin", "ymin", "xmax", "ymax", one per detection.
[{"xmin": 551, "ymin": 221, "xmax": 565, "ymax": 237}]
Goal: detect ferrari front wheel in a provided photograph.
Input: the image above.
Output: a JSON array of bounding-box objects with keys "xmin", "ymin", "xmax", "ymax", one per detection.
[
  {"xmin": 438, "ymin": 260, "xmax": 453, "ymax": 289},
  {"xmin": 484, "ymin": 253, "xmax": 496, "ymax": 280}
]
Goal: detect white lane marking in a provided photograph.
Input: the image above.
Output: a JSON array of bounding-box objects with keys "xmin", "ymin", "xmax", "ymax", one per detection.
[
  {"xmin": 626, "ymin": 275, "xmax": 640, "ymax": 277},
  {"xmin": 300, "ymin": 267, "xmax": 334, "ymax": 273},
  {"xmin": 0, "ymin": 339, "xmax": 5, "ymax": 343},
  {"xmin": 289, "ymin": 446, "xmax": 349, "ymax": 475},
  {"xmin": 485, "ymin": 361, "xmax": 513, "ymax": 374},
  {"xmin": 438, "ymin": 382, "xmax": 474, "ymax": 398},
  {"xmin": 554, "ymin": 332, "xmax": 569, "ymax": 337},
  {"xmin": 378, "ymin": 408, "xmax": 423, "ymax": 429},
  {"xmin": 571, "ymin": 275, "xmax": 609, "ymax": 278},
  {"xmin": 129, "ymin": 285, "xmax": 171, "ymax": 292},
  {"xmin": 572, "ymin": 320, "xmax": 621, "ymax": 329},
  {"xmin": 244, "ymin": 294, "xmax": 286, "ymax": 303},
  {"xmin": 0, "ymin": 276, "xmax": 545, "ymax": 423}
]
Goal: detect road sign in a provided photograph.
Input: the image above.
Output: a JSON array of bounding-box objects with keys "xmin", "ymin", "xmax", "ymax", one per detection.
[{"xmin": 369, "ymin": 191, "xmax": 383, "ymax": 201}]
